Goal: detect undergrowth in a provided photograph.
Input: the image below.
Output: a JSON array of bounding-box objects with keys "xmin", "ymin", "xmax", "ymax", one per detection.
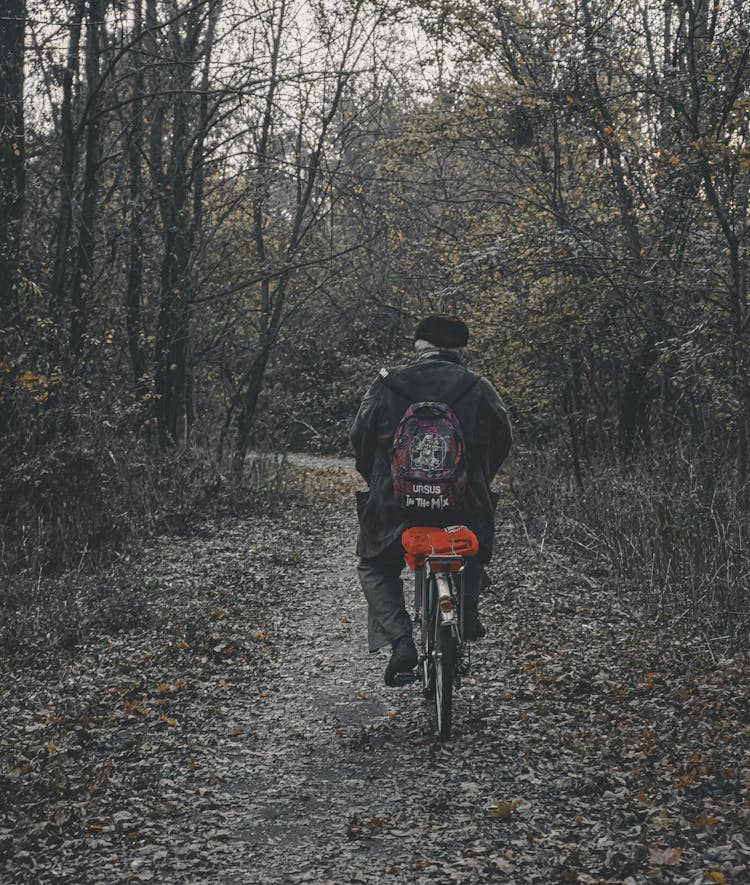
[
  {"xmin": 513, "ymin": 445, "xmax": 750, "ymax": 644},
  {"xmin": 0, "ymin": 404, "xmax": 293, "ymax": 661}
]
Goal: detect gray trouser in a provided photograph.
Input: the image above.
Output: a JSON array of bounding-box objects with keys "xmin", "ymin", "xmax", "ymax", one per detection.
[{"xmin": 357, "ymin": 554, "xmax": 486, "ymax": 652}]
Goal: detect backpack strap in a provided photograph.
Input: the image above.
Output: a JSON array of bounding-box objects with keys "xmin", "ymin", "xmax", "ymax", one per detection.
[
  {"xmin": 377, "ymin": 367, "xmax": 411, "ymax": 402},
  {"xmin": 378, "ymin": 366, "xmax": 480, "ymax": 407},
  {"xmin": 446, "ymin": 371, "xmax": 480, "ymax": 408}
]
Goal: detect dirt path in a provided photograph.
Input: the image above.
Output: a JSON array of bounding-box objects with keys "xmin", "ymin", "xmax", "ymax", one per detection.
[{"xmin": 2, "ymin": 463, "xmax": 749, "ymax": 883}]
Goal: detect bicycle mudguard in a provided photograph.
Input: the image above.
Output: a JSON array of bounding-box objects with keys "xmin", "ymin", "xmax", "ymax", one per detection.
[{"xmin": 401, "ymin": 525, "xmax": 479, "ymax": 571}]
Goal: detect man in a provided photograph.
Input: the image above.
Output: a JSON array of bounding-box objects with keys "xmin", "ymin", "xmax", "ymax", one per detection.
[{"xmin": 351, "ymin": 315, "xmax": 512, "ymax": 686}]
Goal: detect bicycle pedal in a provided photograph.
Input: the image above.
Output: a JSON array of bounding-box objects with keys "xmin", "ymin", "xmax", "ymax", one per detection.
[{"xmin": 392, "ymin": 671, "xmax": 418, "ymax": 686}]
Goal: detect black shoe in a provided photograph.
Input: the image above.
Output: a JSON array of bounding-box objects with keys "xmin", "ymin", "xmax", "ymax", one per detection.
[
  {"xmin": 463, "ymin": 609, "xmax": 486, "ymax": 641},
  {"xmin": 385, "ymin": 635, "xmax": 418, "ymax": 686}
]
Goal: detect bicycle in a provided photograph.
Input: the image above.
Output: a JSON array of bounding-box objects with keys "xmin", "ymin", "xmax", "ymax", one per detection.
[{"xmin": 391, "ymin": 524, "xmax": 479, "ymax": 741}]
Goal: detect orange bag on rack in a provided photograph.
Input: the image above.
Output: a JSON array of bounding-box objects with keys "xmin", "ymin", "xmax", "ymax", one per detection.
[{"xmin": 401, "ymin": 525, "xmax": 479, "ymax": 571}]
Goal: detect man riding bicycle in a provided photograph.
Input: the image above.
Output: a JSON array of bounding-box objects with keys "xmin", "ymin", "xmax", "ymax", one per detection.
[{"xmin": 351, "ymin": 315, "xmax": 512, "ymax": 686}]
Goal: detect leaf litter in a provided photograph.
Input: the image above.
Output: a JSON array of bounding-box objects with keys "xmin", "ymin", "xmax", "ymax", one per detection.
[{"xmin": 1, "ymin": 459, "xmax": 749, "ymax": 883}]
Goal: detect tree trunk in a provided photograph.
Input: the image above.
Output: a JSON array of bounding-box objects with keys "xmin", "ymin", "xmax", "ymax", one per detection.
[
  {"xmin": 153, "ymin": 1, "xmax": 218, "ymax": 447},
  {"xmin": 70, "ymin": 0, "xmax": 104, "ymax": 358},
  {"xmin": 233, "ymin": 347, "xmax": 270, "ymax": 477},
  {"xmin": 125, "ymin": 0, "xmax": 147, "ymax": 395},
  {"xmin": 727, "ymin": 238, "xmax": 749, "ymax": 485},
  {"xmin": 154, "ymin": 161, "xmax": 190, "ymax": 447},
  {"xmin": 0, "ymin": 0, "xmax": 25, "ymax": 318},
  {"xmin": 580, "ymin": 0, "xmax": 664, "ymax": 457},
  {"xmin": 51, "ymin": 0, "xmax": 86, "ymax": 314},
  {"xmin": 620, "ymin": 337, "xmax": 658, "ymax": 457}
]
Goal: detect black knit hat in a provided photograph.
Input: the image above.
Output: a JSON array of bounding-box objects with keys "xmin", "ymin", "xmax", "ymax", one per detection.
[{"xmin": 414, "ymin": 315, "xmax": 469, "ymax": 348}]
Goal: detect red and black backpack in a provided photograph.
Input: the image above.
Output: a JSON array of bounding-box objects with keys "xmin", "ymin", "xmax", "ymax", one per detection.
[{"xmin": 378, "ymin": 367, "xmax": 479, "ymax": 517}]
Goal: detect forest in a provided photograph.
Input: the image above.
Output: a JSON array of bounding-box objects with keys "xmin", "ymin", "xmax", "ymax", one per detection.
[
  {"xmin": 2, "ymin": 2, "xmax": 750, "ymax": 882},
  {"xmin": 3, "ymin": 0, "xmax": 749, "ymax": 649}
]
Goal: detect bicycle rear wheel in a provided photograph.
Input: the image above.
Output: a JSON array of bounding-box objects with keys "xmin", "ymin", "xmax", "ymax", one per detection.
[
  {"xmin": 434, "ymin": 623, "xmax": 457, "ymax": 741},
  {"xmin": 421, "ymin": 610, "xmax": 435, "ymax": 700}
]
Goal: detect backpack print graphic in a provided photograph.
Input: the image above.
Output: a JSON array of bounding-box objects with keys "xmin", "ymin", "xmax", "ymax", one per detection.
[
  {"xmin": 379, "ymin": 367, "xmax": 479, "ymax": 517},
  {"xmin": 409, "ymin": 427, "xmax": 448, "ymax": 472}
]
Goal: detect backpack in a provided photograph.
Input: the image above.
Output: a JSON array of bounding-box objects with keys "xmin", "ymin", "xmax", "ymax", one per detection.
[{"xmin": 378, "ymin": 367, "xmax": 479, "ymax": 517}]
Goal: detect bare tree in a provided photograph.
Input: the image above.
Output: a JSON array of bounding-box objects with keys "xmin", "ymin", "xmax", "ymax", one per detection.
[{"xmin": 228, "ymin": 0, "xmax": 385, "ymax": 473}]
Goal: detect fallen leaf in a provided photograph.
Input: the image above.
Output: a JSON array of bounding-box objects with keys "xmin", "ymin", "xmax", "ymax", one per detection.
[
  {"xmin": 648, "ymin": 846, "xmax": 682, "ymax": 866},
  {"xmin": 490, "ymin": 801, "xmax": 521, "ymax": 818}
]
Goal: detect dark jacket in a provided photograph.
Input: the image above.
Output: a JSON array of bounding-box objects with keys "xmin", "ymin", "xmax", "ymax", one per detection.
[{"xmin": 351, "ymin": 351, "xmax": 512, "ymax": 562}]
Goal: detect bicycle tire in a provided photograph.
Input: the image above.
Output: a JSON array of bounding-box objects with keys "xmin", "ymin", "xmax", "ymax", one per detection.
[
  {"xmin": 434, "ymin": 622, "xmax": 457, "ymax": 741},
  {"xmin": 421, "ymin": 604, "xmax": 435, "ymax": 700}
]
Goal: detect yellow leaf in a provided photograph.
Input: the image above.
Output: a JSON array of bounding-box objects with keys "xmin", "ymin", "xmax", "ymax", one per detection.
[
  {"xmin": 354, "ymin": 691, "xmax": 366, "ymax": 700},
  {"xmin": 228, "ymin": 728, "xmax": 242, "ymax": 735},
  {"xmin": 490, "ymin": 801, "xmax": 521, "ymax": 817},
  {"xmin": 160, "ymin": 714, "xmax": 177, "ymax": 727},
  {"xmin": 156, "ymin": 683, "xmax": 170, "ymax": 694},
  {"xmin": 705, "ymin": 873, "xmax": 726, "ymax": 884},
  {"xmin": 47, "ymin": 741, "xmax": 56, "ymax": 753},
  {"xmin": 124, "ymin": 698, "xmax": 147, "ymax": 716},
  {"xmin": 250, "ymin": 629, "xmax": 267, "ymax": 640},
  {"xmin": 387, "ymin": 711, "xmax": 397, "ymax": 719}
]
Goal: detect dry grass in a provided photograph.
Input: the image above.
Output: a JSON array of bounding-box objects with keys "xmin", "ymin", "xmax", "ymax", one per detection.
[{"xmin": 513, "ymin": 445, "xmax": 750, "ymax": 643}]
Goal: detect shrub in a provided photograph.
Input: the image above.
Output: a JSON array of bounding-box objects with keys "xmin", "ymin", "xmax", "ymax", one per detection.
[{"xmin": 0, "ymin": 361, "xmax": 292, "ymax": 660}]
